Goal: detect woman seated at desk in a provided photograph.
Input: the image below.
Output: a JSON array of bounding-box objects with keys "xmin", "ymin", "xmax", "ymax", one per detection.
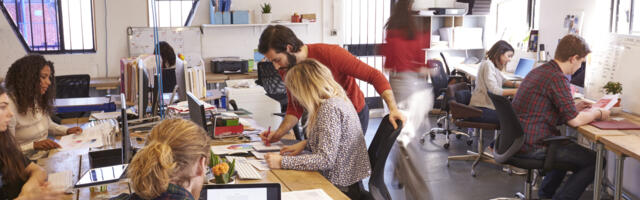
[
  {"xmin": 0, "ymin": 85, "xmax": 62, "ymax": 200},
  {"xmin": 264, "ymin": 59, "xmax": 370, "ymax": 199},
  {"xmin": 5, "ymin": 55, "xmax": 83, "ymax": 160},
  {"xmin": 468, "ymin": 40, "xmax": 520, "ymax": 124},
  {"xmin": 114, "ymin": 119, "xmax": 211, "ymax": 200}
]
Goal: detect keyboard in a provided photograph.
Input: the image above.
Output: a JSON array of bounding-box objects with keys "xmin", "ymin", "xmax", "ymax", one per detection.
[{"xmin": 225, "ymin": 156, "xmax": 262, "ymax": 180}]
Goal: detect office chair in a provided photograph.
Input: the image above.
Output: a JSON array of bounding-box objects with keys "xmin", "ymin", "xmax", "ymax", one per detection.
[
  {"xmin": 488, "ymin": 92, "xmax": 576, "ymax": 199},
  {"xmin": 255, "ymin": 62, "xmax": 304, "ymax": 140},
  {"xmin": 357, "ymin": 114, "xmax": 403, "ymax": 200},
  {"xmin": 425, "ymin": 60, "xmax": 468, "ymax": 149},
  {"xmin": 445, "ymin": 83, "xmax": 498, "ymax": 177},
  {"xmin": 440, "ymin": 52, "xmax": 469, "ymax": 85},
  {"xmin": 54, "ymin": 74, "xmax": 91, "ymax": 119}
]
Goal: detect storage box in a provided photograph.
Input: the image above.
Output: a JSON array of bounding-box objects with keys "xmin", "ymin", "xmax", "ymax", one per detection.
[
  {"xmin": 232, "ymin": 10, "xmax": 249, "ymax": 24},
  {"xmin": 211, "ymin": 11, "xmax": 223, "ymax": 24},
  {"xmin": 222, "ymin": 12, "xmax": 231, "ymax": 24}
]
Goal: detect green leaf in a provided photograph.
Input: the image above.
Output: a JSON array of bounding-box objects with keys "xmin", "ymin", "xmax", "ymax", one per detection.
[{"xmin": 228, "ymin": 159, "xmax": 236, "ymax": 177}]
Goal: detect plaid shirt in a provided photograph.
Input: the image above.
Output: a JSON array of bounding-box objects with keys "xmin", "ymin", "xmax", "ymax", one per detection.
[
  {"xmin": 110, "ymin": 183, "xmax": 194, "ymax": 200},
  {"xmin": 512, "ymin": 60, "xmax": 578, "ymax": 153}
]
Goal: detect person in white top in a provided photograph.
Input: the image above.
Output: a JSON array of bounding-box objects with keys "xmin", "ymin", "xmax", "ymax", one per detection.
[
  {"xmin": 468, "ymin": 41, "xmax": 520, "ymax": 124},
  {"xmin": 5, "ymin": 55, "xmax": 83, "ymax": 160}
]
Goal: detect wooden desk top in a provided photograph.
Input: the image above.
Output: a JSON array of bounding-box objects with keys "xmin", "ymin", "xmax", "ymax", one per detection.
[
  {"xmin": 600, "ymin": 135, "xmax": 640, "ymax": 160},
  {"xmin": 576, "ymin": 112, "xmax": 640, "ymax": 141},
  {"xmin": 90, "ymin": 77, "xmax": 119, "ymax": 89},
  {"xmin": 206, "ymin": 72, "xmax": 258, "ymax": 83},
  {"xmin": 272, "ymin": 169, "xmax": 350, "ymax": 200},
  {"xmin": 54, "ymin": 97, "xmax": 111, "ymax": 107}
]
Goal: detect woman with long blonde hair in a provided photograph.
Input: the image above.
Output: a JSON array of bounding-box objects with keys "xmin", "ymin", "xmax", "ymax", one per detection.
[
  {"xmin": 264, "ymin": 59, "xmax": 370, "ymax": 199},
  {"xmin": 113, "ymin": 119, "xmax": 211, "ymax": 200}
]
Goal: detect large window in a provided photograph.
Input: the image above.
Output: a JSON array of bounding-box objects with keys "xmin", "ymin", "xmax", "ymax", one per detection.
[
  {"xmin": 0, "ymin": 0, "xmax": 95, "ymax": 53},
  {"xmin": 148, "ymin": 0, "xmax": 198, "ymax": 27},
  {"xmin": 611, "ymin": 0, "xmax": 640, "ymax": 35}
]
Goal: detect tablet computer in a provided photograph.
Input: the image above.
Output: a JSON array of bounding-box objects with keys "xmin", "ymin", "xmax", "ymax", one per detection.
[
  {"xmin": 204, "ymin": 183, "xmax": 280, "ymax": 200},
  {"xmin": 74, "ymin": 164, "xmax": 128, "ymax": 188}
]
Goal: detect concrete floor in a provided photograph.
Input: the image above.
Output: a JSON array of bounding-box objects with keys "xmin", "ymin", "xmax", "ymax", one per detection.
[{"xmin": 362, "ymin": 116, "xmax": 597, "ymax": 200}]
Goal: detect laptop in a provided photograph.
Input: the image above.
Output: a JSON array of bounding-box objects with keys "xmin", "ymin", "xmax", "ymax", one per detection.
[
  {"xmin": 204, "ymin": 183, "xmax": 281, "ymax": 200},
  {"xmin": 505, "ymin": 58, "xmax": 535, "ymax": 80}
]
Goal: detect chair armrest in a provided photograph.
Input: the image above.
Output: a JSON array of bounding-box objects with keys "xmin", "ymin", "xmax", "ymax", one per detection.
[
  {"xmin": 542, "ymin": 136, "xmax": 575, "ymax": 171},
  {"xmin": 449, "ymin": 101, "xmax": 483, "ymax": 119},
  {"xmin": 273, "ymin": 113, "xmax": 286, "ymax": 117}
]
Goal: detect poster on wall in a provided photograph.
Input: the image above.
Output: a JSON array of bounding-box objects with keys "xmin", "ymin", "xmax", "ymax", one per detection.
[{"xmin": 562, "ymin": 11, "xmax": 584, "ymax": 35}]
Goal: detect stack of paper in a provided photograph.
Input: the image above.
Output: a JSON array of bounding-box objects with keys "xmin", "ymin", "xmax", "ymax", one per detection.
[
  {"xmin": 167, "ymin": 100, "xmax": 216, "ymax": 113},
  {"xmin": 186, "ymin": 65, "xmax": 206, "ymax": 99}
]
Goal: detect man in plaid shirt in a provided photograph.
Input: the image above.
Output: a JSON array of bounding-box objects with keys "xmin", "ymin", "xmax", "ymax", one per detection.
[{"xmin": 512, "ymin": 34, "xmax": 610, "ymax": 200}]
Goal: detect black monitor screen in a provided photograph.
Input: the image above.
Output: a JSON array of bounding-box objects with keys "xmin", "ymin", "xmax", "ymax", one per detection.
[
  {"xmin": 187, "ymin": 92, "xmax": 207, "ymax": 131},
  {"xmin": 570, "ymin": 62, "xmax": 586, "ymax": 87}
]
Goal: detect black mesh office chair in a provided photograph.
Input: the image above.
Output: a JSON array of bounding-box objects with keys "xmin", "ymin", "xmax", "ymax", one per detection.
[
  {"xmin": 54, "ymin": 74, "xmax": 91, "ymax": 119},
  {"xmin": 357, "ymin": 114, "xmax": 403, "ymax": 200},
  {"xmin": 488, "ymin": 93, "xmax": 576, "ymax": 199},
  {"xmin": 255, "ymin": 62, "xmax": 304, "ymax": 140},
  {"xmin": 425, "ymin": 60, "xmax": 468, "ymax": 149}
]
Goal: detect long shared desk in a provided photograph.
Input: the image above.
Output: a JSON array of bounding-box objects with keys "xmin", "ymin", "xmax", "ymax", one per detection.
[{"xmin": 41, "ymin": 120, "xmax": 349, "ymax": 200}]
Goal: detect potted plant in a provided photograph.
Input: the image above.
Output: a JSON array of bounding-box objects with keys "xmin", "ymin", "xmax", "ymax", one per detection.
[
  {"xmin": 209, "ymin": 152, "xmax": 236, "ymax": 184},
  {"xmin": 603, "ymin": 81, "xmax": 622, "ymax": 107},
  {"xmin": 261, "ymin": 3, "xmax": 272, "ymax": 24}
]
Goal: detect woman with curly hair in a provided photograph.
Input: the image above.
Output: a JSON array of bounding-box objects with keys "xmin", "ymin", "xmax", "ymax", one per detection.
[
  {"xmin": 5, "ymin": 55, "xmax": 82, "ymax": 160},
  {"xmin": 0, "ymin": 85, "xmax": 62, "ymax": 200}
]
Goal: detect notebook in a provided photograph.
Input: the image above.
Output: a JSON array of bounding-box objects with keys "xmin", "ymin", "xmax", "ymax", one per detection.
[{"xmin": 590, "ymin": 120, "xmax": 640, "ymax": 130}]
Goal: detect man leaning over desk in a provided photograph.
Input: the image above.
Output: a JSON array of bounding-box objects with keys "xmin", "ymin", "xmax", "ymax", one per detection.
[
  {"xmin": 257, "ymin": 25, "xmax": 406, "ymax": 143},
  {"xmin": 512, "ymin": 34, "xmax": 610, "ymax": 200}
]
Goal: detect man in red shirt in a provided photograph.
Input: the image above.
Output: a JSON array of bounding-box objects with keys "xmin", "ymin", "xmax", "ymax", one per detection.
[
  {"xmin": 258, "ymin": 25, "xmax": 405, "ymax": 143},
  {"xmin": 512, "ymin": 34, "xmax": 610, "ymax": 199}
]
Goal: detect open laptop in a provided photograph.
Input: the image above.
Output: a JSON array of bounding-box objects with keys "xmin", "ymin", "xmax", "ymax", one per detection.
[
  {"xmin": 504, "ymin": 58, "xmax": 536, "ymax": 80},
  {"xmin": 204, "ymin": 183, "xmax": 280, "ymax": 200}
]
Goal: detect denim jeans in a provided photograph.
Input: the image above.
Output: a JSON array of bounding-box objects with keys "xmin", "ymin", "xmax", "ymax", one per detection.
[
  {"xmin": 467, "ymin": 107, "xmax": 500, "ymax": 124},
  {"xmin": 526, "ymin": 142, "xmax": 599, "ymax": 200}
]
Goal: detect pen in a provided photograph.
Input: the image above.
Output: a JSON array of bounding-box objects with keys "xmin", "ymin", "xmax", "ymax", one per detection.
[{"xmin": 265, "ymin": 126, "xmax": 271, "ymax": 146}]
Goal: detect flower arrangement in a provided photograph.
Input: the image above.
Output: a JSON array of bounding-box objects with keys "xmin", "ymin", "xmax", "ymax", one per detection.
[{"xmin": 209, "ymin": 151, "xmax": 236, "ymax": 184}]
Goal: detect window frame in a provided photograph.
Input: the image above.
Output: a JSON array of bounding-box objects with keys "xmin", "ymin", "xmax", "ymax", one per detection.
[
  {"xmin": 611, "ymin": 0, "xmax": 640, "ymax": 35},
  {"xmin": 0, "ymin": 0, "xmax": 97, "ymax": 54}
]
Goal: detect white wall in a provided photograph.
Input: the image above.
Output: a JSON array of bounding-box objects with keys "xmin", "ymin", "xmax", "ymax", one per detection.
[{"xmin": 0, "ymin": 0, "xmax": 338, "ymax": 78}]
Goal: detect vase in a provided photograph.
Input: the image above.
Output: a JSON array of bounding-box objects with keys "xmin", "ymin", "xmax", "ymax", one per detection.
[
  {"xmin": 261, "ymin": 13, "xmax": 272, "ymax": 24},
  {"xmin": 209, "ymin": 176, "xmax": 236, "ymax": 184}
]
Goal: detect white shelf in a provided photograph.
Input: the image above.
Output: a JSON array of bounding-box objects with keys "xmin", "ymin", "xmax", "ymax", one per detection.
[
  {"xmin": 201, "ymin": 22, "xmax": 314, "ymax": 28},
  {"xmin": 415, "ymin": 14, "xmax": 487, "ymax": 17}
]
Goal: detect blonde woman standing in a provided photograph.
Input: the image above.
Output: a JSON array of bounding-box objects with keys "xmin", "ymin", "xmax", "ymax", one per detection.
[
  {"xmin": 264, "ymin": 59, "xmax": 370, "ymax": 199},
  {"xmin": 112, "ymin": 119, "xmax": 211, "ymax": 200}
]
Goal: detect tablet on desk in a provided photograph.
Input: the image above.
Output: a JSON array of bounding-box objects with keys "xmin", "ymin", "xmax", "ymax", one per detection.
[
  {"xmin": 204, "ymin": 183, "xmax": 280, "ymax": 200},
  {"xmin": 74, "ymin": 164, "xmax": 128, "ymax": 188}
]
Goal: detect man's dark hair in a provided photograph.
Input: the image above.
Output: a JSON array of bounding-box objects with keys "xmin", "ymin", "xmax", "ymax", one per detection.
[
  {"xmin": 554, "ymin": 34, "xmax": 591, "ymax": 62},
  {"xmin": 258, "ymin": 25, "xmax": 304, "ymax": 54},
  {"xmin": 154, "ymin": 41, "xmax": 176, "ymax": 68}
]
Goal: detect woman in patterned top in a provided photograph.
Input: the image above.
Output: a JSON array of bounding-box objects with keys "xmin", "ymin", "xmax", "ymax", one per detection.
[
  {"xmin": 264, "ymin": 59, "xmax": 370, "ymax": 199},
  {"xmin": 113, "ymin": 119, "xmax": 211, "ymax": 200}
]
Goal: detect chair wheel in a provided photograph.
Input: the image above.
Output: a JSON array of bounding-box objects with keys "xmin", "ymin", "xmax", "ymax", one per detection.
[
  {"xmin": 456, "ymin": 134, "xmax": 462, "ymax": 139},
  {"xmin": 430, "ymin": 133, "xmax": 436, "ymax": 139},
  {"xmin": 471, "ymin": 170, "xmax": 477, "ymax": 177},
  {"xmin": 466, "ymin": 140, "xmax": 473, "ymax": 146},
  {"xmin": 420, "ymin": 138, "xmax": 425, "ymax": 144},
  {"xmin": 437, "ymin": 123, "xmax": 442, "ymax": 127},
  {"xmin": 443, "ymin": 143, "xmax": 450, "ymax": 149}
]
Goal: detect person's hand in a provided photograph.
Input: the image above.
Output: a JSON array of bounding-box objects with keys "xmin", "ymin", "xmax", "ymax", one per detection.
[
  {"xmin": 66, "ymin": 127, "xmax": 82, "ymax": 135},
  {"xmin": 259, "ymin": 129, "xmax": 281, "ymax": 144},
  {"xmin": 575, "ymin": 101, "xmax": 592, "ymax": 112},
  {"xmin": 33, "ymin": 139, "xmax": 61, "ymax": 150},
  {"xmin": 264, "ymin": 153, "xmax": 282, "ymax": 169},
  {"xmin": 17, "ymin": 182, "xmax": 63, "ymax": 200},
  {"xmin": 388, "ymin": 109, "xmax": 406, "ymax": 129},
  {"xmin": 598, "ymin": 109, "xmax": 611, "ymax": 121},
  {"xmin": 280, "ymin": 140, "xmax": 307, "ymax": 156}
]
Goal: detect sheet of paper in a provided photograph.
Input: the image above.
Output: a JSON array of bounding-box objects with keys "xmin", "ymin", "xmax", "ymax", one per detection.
[
  {"xmin": 210, "ymin": 144, "xmax": 252, "ymax": 155},
  {"xmin": 90, "ymin": 111, "xmax": 120, "ymax": 120},
  {"xmin": 248, "ymin": 160, "xmax": 270, "ymax": 171},
  {"xmin": 251, "ymin": 141, "xmax": 284, "ymax": 152},
  {"xmin": 590, "ymin": 94, "xmax": 620, "ymax": 111},
  {"xmin": 250, "ymin": 151, "xmax": 265, "ymax": 160},
  {"xmin": 282, "ymin": 189, "xmax": 333, "ymax": 200},
  {"xmin": 59, "ymin": 132, "xmax": 104, "ymax": 151}
]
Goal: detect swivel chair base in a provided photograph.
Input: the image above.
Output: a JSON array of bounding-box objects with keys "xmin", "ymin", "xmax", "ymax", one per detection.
[
  {"xmin": 447, "ymin": 129, "xmax": 499, "ymax": 177},
  {"xmin": 421, "ymin": 114, "xmax": 472, "ymax": 149}
]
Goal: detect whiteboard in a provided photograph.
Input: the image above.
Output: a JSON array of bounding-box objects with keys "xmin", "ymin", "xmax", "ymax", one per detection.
[
  {"xmin": 585, "ymin": 34, "xmax": 640, "ymax": 114},
  {"xmin": 127, "ymin": 27, "xmax": 203, "ymax": 68}
]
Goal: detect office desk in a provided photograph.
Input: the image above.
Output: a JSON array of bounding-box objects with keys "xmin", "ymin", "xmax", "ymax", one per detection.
[
  {"xmin": 206, "ymin": 71, "xmax": 258, "ymax": 83},
  {"xmin": 599, "ymin": 135, "xmax": 640, "ymax": 200},
  {"xmin": 90, "ymin": 77, "xmax": 120, "ymax": 90},
  {"xmin": 54, "ymin": 97, "xmax": 117, "ymax": 113},
  {"xmin": 575, "ymin": 112, "xmax": 640, "ymax": 200}
]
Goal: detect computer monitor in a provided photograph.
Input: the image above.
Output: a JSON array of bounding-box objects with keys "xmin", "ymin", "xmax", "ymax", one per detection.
[
  {"xmin": 187, "ymin": 92, "xmax": 207, "ymax": 132},
  {"xmin": 514, "ymin": 58, "xmax": 536, "ymax": 78},
  {"xmin": 120, "ymin": 93, "xmax": 132, "ymax": 164},
  {"xmin": 175, "ymin": 59, "xmax": 187, "ymax": 102},
  {"xmin": 570, "ymin": 61, "xmax": 586, "ymax": 87},
  {"xmin": 204, "ymin": 183, "xmax": 280, "ymax": 200}
]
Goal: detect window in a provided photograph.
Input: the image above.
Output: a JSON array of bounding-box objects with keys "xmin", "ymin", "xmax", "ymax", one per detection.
[
  {"xmin": 0, "ymin": 0, "xmax": 95, "ymax": 53},
  {"xmin": 148, "ymin": 0, "xmax": 199, "ymax": 27},
  {"xmin": 611, "ymin": 0, "xmax": 640, "ymax": 35},
  {"xmin": 495, "ymin": 0, "xmax": 531, "ymax": 46}
]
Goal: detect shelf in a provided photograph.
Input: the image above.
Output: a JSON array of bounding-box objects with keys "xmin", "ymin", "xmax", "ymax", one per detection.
[
  {"xmin": 201, "ymin": 22, "xmax": 314, "ymax": 28},
  {"xmin": 415, "ymin": 14, "xmax": 487, "ymax": 17}
]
